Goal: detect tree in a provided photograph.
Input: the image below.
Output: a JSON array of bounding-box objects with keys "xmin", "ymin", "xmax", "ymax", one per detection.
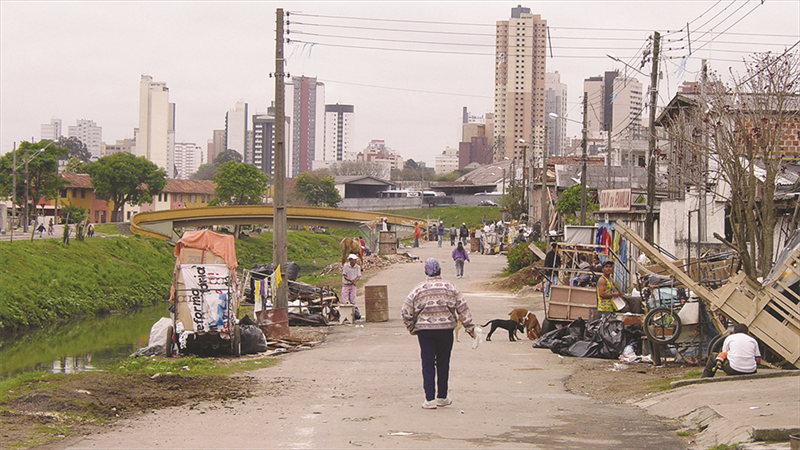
[
  {"xmin": 556, "ymin": 184, "xmax": 599, "ymax": 225},
  {"xmin": 499, "ymin": 184, "xmax": 525, "ymax": 220},
  {"xmin": 328, "ymin": 160, "xmax": 388, "ymax": 179},
  {"xmin": 189, "ymin": 149, "xmax": 243, "ymax": 180},
  {"xmin": 211, "ymin": 161, "xmax": 268, "ymax": 205},
  {"xmin": 0, "ymin": 140, "xmax": 68, "ymax": 223},
  {"xmin": 82, "ymin": 152, "xmax": 167, "ymax": 222},
  {"xmin": 294, "ymin": 171, "xmax": 342, "ymax": 207},
  {"xmin": 56, "ymin": 136, "xmax": 92, "ymax": 162},
  {"xmin": 660, "ymin": 51, "xmax": 800, "ymax": 279},
  {"xmin": 190, "ymin": 163, "xmax": 218, "ymax": 180},
  {"xmin": 213, "ymin": 149, "xmax": 242, "ymax": 166}
]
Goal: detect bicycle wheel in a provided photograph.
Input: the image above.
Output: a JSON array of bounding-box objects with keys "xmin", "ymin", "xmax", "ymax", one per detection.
[{"xmin": 644, "ymin": 307, "xmax": 682, "ymax": 344}]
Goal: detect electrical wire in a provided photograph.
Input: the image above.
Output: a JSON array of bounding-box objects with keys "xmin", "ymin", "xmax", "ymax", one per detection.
[
  {"xmin": 317, "ymin": 78, "xmax": 493, "ymax": 98},
  {"xmin": 691, "ymin": 0, "xmax": 764, "ymax": 55}
]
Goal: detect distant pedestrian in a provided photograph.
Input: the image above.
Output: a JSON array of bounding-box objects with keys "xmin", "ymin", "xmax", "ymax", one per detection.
[
  {"xmin": 449, "ymin": 224, "xmax": 456, "ymax": 246},
  {"xmin": 48, "ymin": 218, "xmax": 54, "ymax": 236},
  {"xmin": 401, "ymin": 258, "xmax": 475, "ymax": 409},
  {"xmin": 452, "ymin": 241, "xmax": 470, "ymax": 278},
  {"xmin": 37, "ymin": 223, "xmax": 45, "ymax": 238},
  {"xmin": 341, "ymin": 254, "xmax": 361, "ymax": 305},
  {"xmin": 459, "ymin": 223, "xmax": 468, "ymax": 246},
  {"xmin": 87, "ymin": 223, "xmax": 95, "ymax": 238},
  {"xmin": 437, "ymin": 221, "xmax": 444, "ymax": 248},
  {"xmin": 413, "ymin": 222, "xmax": 421, "ymax": 248}
]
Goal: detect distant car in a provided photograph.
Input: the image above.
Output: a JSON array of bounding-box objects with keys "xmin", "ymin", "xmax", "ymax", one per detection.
[{"xmin": 478, "ymin": 200, "xmax": 499, "ymax": 207}]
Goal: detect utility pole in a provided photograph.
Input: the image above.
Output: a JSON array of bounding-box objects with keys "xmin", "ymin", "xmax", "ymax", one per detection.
[
  {"xmin": 580, "ymin": 92, "xmax": 588, "ymax": 225},
  {"xmin": 272, "ymin": 8, "xmax": 289, "ymax": 337},
  {"xmin": 541, "ymin": 128, "xmax": 549, "ymax": 235},
  {"xmin": 11, "ymin": 143, "xmax": 16, "ymax": 242},
  {"xmin": 607, "ymin": 117, "xmax": 612, "ymax": 189},
  {"xmin": 645, "ymin": 31, "xmax": 661, "ymax": 243},
  {"xmin": 24, "ymin": 146, "xmax": 29, "ymax": 233}
]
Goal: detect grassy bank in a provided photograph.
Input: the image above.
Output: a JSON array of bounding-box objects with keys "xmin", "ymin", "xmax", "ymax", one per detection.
[
  {"xmin": 380, "ymin": 205, "xmax": 503, "ymax": 227},
  {"xmin": 0, "ymin": 235, "xmax": 175, "ymax": 332}
]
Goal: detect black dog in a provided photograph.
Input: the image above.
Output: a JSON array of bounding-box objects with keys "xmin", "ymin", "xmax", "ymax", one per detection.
[{"xmin": 481, "ymin": 319, "xmax": 525, "ymax": 341}]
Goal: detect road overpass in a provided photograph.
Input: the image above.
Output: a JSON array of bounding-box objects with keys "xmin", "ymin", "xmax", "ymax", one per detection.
[{"xmin": 130, "ymin": 205, "xmax": 426, "ymax": 243}]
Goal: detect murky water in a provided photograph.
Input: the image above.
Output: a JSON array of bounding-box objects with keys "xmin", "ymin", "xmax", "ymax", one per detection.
[{"xmin": 1, "ymin": 303, "xmax": 171, "ymax": 378}]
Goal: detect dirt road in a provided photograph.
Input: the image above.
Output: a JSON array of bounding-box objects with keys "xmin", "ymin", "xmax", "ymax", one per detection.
[{"xmin": 66, "ymin": 242, "xmax": 686, "ymax": 450}]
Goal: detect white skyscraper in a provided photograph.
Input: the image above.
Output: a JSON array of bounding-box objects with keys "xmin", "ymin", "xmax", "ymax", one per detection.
[
  {"xmin": 225, "ymin": 102, "xmax": 248, "ymax": 161},
  {"xmin": 174, "ymin": 143, "xmax": 204, "ymax": 180},
  {"xmin": 323, "ymin": 104, "xmax": 355, "ymax": 162},
  {"xmin": 137, "ymin": 75, "xmax": 176, "ymax": 176},
  {"xmin": 545, "ymin": 72, "xmax": 568, "ymax": 157},
  {"xmin": 583, "ymin": 71, "xmax": 644, "ymax": 141},
  {"xmin": 41, "ymin": 118, "xmax": 62, "ymax": 141},
  {"xmin": 68, "ymin": 119, "xmax": 103, "ymax": 160}
]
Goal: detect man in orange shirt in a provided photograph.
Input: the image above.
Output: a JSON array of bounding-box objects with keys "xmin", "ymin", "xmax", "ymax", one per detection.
[{"xmin": 413, "ymin": 222, "xmax": 421, "ymax": 248}]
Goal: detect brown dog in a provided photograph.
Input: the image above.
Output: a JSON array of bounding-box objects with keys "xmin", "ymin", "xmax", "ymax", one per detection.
[{"xmin": 508, "ymin": 309, "xmax": 542, "ymax": 340}]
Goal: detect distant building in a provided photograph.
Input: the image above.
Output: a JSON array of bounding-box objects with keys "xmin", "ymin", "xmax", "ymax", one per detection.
[
  {"xmin": 583, "ymin": 70, "xmax": 644, "ymax": 141},
  {"xmin": 67, "ymin": 119, "xmax": 102, "ymax": 161},
  {"xmin": 207, "ymin": 129, "xmax": 226, "ymax": 165},
  {"xmin": 493, "ymin": 6, "xmax": 547, "ymax": 163},
  {"xmin": 101, "ymin": 138, "xmax": 134, "ymax": 157},
  {"xmin": 323, "ymin": 104, "xmax": 355, "ymax": 162},
  {"xmin": 174, "ymin": 143, "xmax": 204, "ymax": 180},
  {"xmin": 435, "ymin": 147, "xmax": 460, "ymax": 175},
  {"xmin": 252, "ymin": 113, "xmax": 276, "ymax": 177},
  {"xmin": 459, "ymin": 107, "xmax": 492, "ymax": 168},
  {"xmin": 357, "ymin": 140, "xmax": 402, "ymax": 171},
  {"xmin": 41, "ymin": 118, "xmax": 62, "ymax": 141},
  {"xmin": 286, "ymin": 76, "xmax": 325, "ymax": 177},
  {"xmin": 137, "ymin": 75, "xmax": 176, "ymax": 177},
  {"xmin": 545, "ymin": 72, "xmax": 567, "ymax": 157},
  {"xmin": 225, "ymin": 102, "xmax": 248, "ymax": 162}
]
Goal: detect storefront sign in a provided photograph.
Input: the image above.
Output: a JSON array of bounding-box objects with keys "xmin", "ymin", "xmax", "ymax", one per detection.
[{"xmin": 599, "ymin": 188, "xmax": 632, "ymax": 212}]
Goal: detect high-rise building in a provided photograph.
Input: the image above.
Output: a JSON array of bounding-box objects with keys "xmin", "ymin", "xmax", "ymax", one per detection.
[
  {"xmin": 41, "ymin": 118, "xmax": 62, "ymax": 141},
  {"xmin": 435, "ymin": 147, "xmax": 459, "ymax": 175},
  {"xmin": 67, "ymin": 119, "xmax": 103, "ymax": 161},
  {"xmin": 225, "ymin": 102, "xmax": 248, "ymax": 162},
  {"xmin": 286, "ymin": 76, "xmax": 325, "ymax": 177},
  {"xmin": 583, "ymin": 71, "xmax": 644, "ymax": 141},
  {"xmin": 459, "ymin": 107, "xmax": 492, "ymax": 168},
  {"xmin": 323, "ymin": 104, "xmax": 355, "ymax": 162},
  {"xmin": 252, "ymin": 113, "xmax": 275, "ymax": 177},
  {"xmin": 207, "ymin": 129, "xmax": 226, "ymax": 165},
  {"xmin": 101, "ymin": 138, "xmax": 134, "ymax": 157},
  {"xmin": 174, "ymin": 142, "xmax": 204, "ymax": 180},
  {"xmin": 357, "ymin": 140, "xmax": 402, "ymax": 171},
  {"xmin": 493, "ymin": 6, "xmax": 547, "ymax": 163},
  {"xmin": 545, "ymin": 72, "xmax": 568, "ymax": 157},
  {"xmin": 137, "ymin": 75, "xmax": 175, "ymax": 176}
]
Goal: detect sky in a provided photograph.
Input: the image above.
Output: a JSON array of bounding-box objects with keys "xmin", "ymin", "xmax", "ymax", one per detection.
[{"xmin": 1, "ymin": 1, "xmax": 798, "ymax": 167}]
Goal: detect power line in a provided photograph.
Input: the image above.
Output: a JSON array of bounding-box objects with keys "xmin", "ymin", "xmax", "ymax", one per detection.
[
  {"xmin": 691, "ymin": 0, "xmax": 764, "ymax": 54},
  {"xmin": 289, "ymin": 12, "xmax": 494, "ymax": 27},
  {"xmin": 317, "ymin": 78, "xmax": 493, "ymax": 98}
]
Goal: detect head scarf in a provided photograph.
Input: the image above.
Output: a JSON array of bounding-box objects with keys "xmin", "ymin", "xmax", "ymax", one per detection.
[{"xmin": 424, "ymin": 258, "xmax": 441, "ymax": 276}]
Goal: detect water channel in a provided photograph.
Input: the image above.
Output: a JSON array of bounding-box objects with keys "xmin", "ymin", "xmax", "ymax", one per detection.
[{"xmin": 1, "ymin": 303, "xmax": 171, "ymax": 378}]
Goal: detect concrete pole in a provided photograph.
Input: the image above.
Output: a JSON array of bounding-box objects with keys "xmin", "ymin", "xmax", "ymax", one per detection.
[
  {"xmin": 580, "ymin": 92, "xmax": 588, "ymax": 225},
  {"xmin": 645, "ymin": 31, "xmax": 661, "ymax": 243},
  {"xmin": 273, "ymin": 8, "xmax": 288, "ymax": 319}
]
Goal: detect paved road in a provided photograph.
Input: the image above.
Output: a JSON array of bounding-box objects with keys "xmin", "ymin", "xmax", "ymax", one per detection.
[{"xmin": 67, "ymin": 241, "xmax": 686, "ymax": 450}]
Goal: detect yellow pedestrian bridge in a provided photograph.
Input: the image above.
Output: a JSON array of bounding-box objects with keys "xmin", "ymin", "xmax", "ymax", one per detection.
[{"xmin": 130, "ymin": 205, "xmax": 426, "ymax": 243}]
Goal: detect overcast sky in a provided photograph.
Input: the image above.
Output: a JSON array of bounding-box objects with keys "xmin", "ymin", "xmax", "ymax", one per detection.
[{"xmin": 1, "ymin": 1, "xmax": 797, "ymax": 166}]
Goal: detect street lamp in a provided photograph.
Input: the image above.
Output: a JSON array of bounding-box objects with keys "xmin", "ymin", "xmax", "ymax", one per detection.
[{"xmin": 550, "ymin": 110, "xmax": 589, "ymax": 225}]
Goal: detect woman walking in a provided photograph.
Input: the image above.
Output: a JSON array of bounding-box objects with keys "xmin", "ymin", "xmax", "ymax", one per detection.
[{"xmin": 451, "ymin": 241, "xmax": 470, "ymax": 279}]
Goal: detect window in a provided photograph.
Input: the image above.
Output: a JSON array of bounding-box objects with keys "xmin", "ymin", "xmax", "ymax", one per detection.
[{"xmin": 81, "ymin": 189, "xmax": 85, "ymax": 199}]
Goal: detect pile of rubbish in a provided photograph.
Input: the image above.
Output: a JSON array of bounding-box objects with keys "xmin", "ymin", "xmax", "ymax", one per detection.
[{"xmin": 533, "ymin": 315, "xmax": 645, "ymax": 360}]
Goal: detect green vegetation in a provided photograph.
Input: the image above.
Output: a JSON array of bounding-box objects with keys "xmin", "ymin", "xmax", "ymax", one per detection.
[
  {"xmin": 109, "ymin": 354, "xmax": 277, "ymax": 376},
  {"xmin": 647, "ymin": 369, "xmax": 703, "ymax": 392},
  {"xmin": 379, "ymin": 205, "xmax": 502, "ymax": 228},
  {"xmin": 0, "ymin": 235, "xmax": 175, "ymax": 331},
  {"xmin": 505, "ymin": 240, "xmax": 544, "ymax": 274}
]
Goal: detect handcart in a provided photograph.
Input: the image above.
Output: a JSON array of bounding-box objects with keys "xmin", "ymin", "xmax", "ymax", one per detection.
[{"xmin": 166, "ymin": 229, "xmax": 242, "ymax": 357}]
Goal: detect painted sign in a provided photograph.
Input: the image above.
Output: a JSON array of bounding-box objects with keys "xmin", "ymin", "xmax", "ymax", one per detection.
[{"xmin": 599, "ymin": 188, "xmax": 632, "ymax": 212}]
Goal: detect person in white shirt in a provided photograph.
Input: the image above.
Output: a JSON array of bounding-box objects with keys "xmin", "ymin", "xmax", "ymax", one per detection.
[
  {"xmin": 341, "ymin": 254, "xmax": 361, "ymax": 305},
  {"xmin": 702, "ymin": 323, "xmax": 761, "ymax": 377}
]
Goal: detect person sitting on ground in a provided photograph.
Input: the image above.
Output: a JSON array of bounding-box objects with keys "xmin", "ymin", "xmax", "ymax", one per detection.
[
  {"xmin": 572, "ymin": 254, "xmax": 592, "ymax": 287},
  {"xmin": 702, "ymin": 323, "xmax": 761, "ymax": 378}
]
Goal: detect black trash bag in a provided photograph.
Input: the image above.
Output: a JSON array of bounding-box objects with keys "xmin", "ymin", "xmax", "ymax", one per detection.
[
  {"xmin": 239, "ymin": 314, "xmax": 257, "ymax": 326},
  {"xmin": 286, "ymin": 261, "xmax": 300, "ymax": 281},
  {"xmin": 560, "ymin": 315, "xmax": 627, "ymax": 359},
  {"xmin": 354, "ymin": 306, "xmax": 362, "ymax": 321},
  {"xmin": 532, "ymin": 317, "xmax": 585, "ymax": 349},
  {"xmin": 240, "ymin": 325, "xmax": 268, "ymax": 354}
]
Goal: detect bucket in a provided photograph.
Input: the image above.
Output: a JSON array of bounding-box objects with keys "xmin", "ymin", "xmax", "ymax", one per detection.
[
  {"xmin": 365, "ymin": 285, "xmax": 389, "ymax": 322},
  {"xmin": 790, "ymin": 433, "xmax": 800, "ymax": 450}
]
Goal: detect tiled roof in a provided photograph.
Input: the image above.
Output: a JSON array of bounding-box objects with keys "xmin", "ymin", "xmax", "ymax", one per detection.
[
  {"xmin": 59, "ymin": 173, "xmax": 216, "ymax": 194},
  {"xmin": 60, "ymin": 172, "xmax": 93, "ymax": 188}
]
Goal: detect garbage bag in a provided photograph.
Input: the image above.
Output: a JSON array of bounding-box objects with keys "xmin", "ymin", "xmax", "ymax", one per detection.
[
  {"xmin": 532, "ymin": 317, "xmax": 585, "ymax": 349},
  {"xmin": 240, "ymin": 325, "xmax": 267, "ymax": 354},
  {"xmin": 537, "ymin": 316, "xmax": 645, "ymax": 360},
  {"xmin": 286, "ymin": 261, "xmax": 300, "ymax": 281}
]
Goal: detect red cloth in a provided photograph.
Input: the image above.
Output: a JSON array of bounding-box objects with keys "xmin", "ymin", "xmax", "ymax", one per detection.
[{"xmin": 173, "ymin": 229, "xmax": 238, "ymax": 269}]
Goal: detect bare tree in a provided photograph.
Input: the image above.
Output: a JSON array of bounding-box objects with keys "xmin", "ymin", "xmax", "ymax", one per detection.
[{"xmin": 660, "ymin": 51, "xmax": 800, "ymax": 279}]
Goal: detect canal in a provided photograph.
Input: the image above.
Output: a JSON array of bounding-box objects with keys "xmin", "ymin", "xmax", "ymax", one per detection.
[{"xmin": 1, "ymin": 303, "xmax": 171, "ymax": 378}]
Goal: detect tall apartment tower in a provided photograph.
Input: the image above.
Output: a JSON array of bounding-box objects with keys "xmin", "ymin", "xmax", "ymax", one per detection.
[
  {"xmin": 67, "ymin": 119, "xmax": 103, "ymax": 161},
  {"xmin": 323, "ymin": 104, "xmax": 355, "ymax": 162},
  {"xmin": 225, "ymin": 102, "xmax": 248, "ymax": 162},
  {"xmin": 583, "ymin": 71, "xmax": 644, "ymax": 141},
  {"xmin": 252, "ymin": 113, "xmax": 276, "ymax": 177},
  {"xmin": 41, "ymin": 118, "xmax": 62, "ymax": 141},
  {"xmin": 174, "ymin": 142, "xmax": 204, "ymax": 179},
  {"xmin": 493, "ymin": 6, "xmax": 547, "ymax": 163},
  {"xmin": 207, "ymin": 129, "xmax": 226, "ymax": 165},
  {"xmin": 545, "ymin": 72, "xmax": 568, "ymax": 157},
  {"xmin": 286, "ymin": 76, "xmax": 325, "ymax": 177},
  {"xmin": 137, "ymin": 75, "xmax": 176, "ymax": 176}
]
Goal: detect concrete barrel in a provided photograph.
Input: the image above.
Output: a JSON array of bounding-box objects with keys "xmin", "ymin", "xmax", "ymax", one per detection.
[{"xmin": 364, "ymin": 285, "xmax": 389, "ymax": 322}]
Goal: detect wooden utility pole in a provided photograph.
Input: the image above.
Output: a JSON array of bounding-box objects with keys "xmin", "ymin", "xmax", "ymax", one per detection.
[
  {"xmin": 271, "ymin": 8, "xmax": 289, "ymax": 337},
  {"xmin": 11, "ymin": 143, "xmax": 16, "ymax": 242},
  {"xmin": 541, "ymin": 128, "xmax": 549, "ymax": 235},
  {"xmin": 645, "ymin": 31, "xmax": 661, "ymax": 243},
  {"xmin": 580, "ymin": 92, "xmax": 588, "ymax": 225}
]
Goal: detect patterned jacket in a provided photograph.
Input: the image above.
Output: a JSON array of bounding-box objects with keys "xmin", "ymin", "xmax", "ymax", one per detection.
[{"xmin": 401, "ymin": 276, "xmax": 475, "ymax": 336}]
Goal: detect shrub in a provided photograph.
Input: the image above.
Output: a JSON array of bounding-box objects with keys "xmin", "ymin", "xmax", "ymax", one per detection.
[{"xmin": 506, "ymin": 242, "xmax": 537, "ymax": 273}]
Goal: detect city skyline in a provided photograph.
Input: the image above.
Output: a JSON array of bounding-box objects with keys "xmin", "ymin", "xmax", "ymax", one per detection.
[{"xmin": 2, "ymin": 1, "xmax": 797, "ymax": 167}]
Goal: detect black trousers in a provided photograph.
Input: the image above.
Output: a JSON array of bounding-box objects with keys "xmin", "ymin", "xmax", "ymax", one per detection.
[{"xmin": 417, "ymin": 329, "xmax": 454, "ymax": 401}]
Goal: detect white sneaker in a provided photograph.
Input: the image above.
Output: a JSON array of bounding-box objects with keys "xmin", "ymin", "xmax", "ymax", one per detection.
[
  {"xmin": 422, "ymin": 399, "xmax": 437, "ymax": 409},
  {"xmin": 435, "ymin": 397, "xmax": 452, "ymax": 407}
]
